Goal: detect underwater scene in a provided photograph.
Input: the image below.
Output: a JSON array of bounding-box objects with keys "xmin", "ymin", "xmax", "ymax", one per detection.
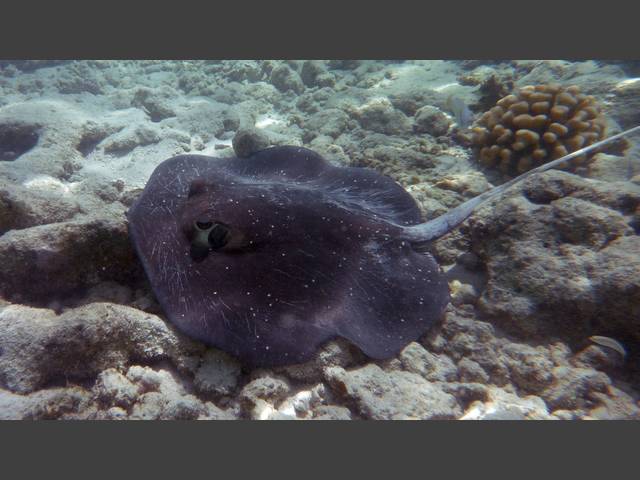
[{"xmin": 0, "ymin": 59, "xmax": 639, "ymax": 420}]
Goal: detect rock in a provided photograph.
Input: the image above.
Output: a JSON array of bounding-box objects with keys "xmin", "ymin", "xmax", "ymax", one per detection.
[
  {"xmin": 588, "ymin": 152, "xmax": 640, "ymax": 182},
  {"xmin": 76, "ymin": 121, "xmax": 121, "ymax": 157},
  {"xmin": 0, "ymin": 179, "xmax": 81, "ymax": 234},
  {"xmin": 232, "ymin": 127, "xmax": 271, "ymax": 158},
  {"xmin": 547, "ymin": 342, "xmax": 572, "ymax": 366},
  {"xmin": 0, "ymin": 122, "xmax": 40, "ymax": 161},
  {"xmin": 222, "ymin": 61, "xmax": 263, "ymax": 83},
  {"xmin": 93, "ymin": 368, "xmax": 138, "ymax": 409},
  {"xmin": 190, "ymin": 134, "xmax": 206, "ymax": 151},
  {"xmin": 424, "ymin": 305, "xmax": 506, "ymax": 383},
  {"xmin": 0, "ymin": 100, "xmax": 87, "ymax": 180},
  {"xmin": 158, "ymin": 394, "xmax": 208, "ymax": 420},
  {"xmin": 470, "ymin": 170, "xmax": 640, "ymax": 345},
  {"xmin": 277, "ymin": 384, "xmax": 327, "ymax": 418},
  {"xmin": 247, "ymin": 398, "xmax": 296, "ymax": 420},
  {"xmin": 438, "ymin": 382, "xmax": 489, "ymax": 409},
  {"xmin": 352, "ymin": 97, "xmax": 412, "ymax": 135},
  {"xmin": 131, "ymin": 86, "xmax": 177, "ymax": 121},
  {"xmin": 520, "ymin": 169, "xmax": 640, "ymax": 212},
  {"xmin": 458, "ymin": 65, "xmax": 514, "ymax": 111},
  {"xmin": 199, "ymin": 402, "xmax": 237, "ymax": 420},
  {"xmin": 0, "ymin": 217, "xmax": 140, "ymax": 303},
  {"xmin": 100, "ymin": 406, "xmax": 129, "ymax": 420},
  {"xmin": 499, "ymin": 343, "xmax": 555, "ymax": 393},
  {"xmin": 101, "ymin": 123, "xmax": 161, "ymax": 154},
  {"xmin": 270, "ymin": 64, "xmax": 304, "ymax": 94},
  {"xmin": 327, "ymin": 60, "xmax": 361, "ymax": 70},
  {"xmin": 460, "ymin": 386, "xmax": 552, "ymax": 420},
  {"xmin": 300, "ymin": 61, "xmax": 335, "ymax": 88},
  {"xmin": 551, "ymin": 409, "xmax": 581, "ymax": 420},
  {"xmin": 54, "ymin": 62, "xmax": 105, "ymax": 94},
  {"xmin": 0, "ymin": 302, "xmax": 205, "ymax": 393},
  {"xmin": 516, "ymin": 60, "xmax": 624, "ymax": 97},
  {"xmin": 388, "ymin": 89, "xmax": 447, "ymax": 117},
  {"xmin": 125, "ymin": 365, "xmax": 235, "ymax": 420},
  {"xmin": 588, "ymin": 386, "xmax": 640, "ymax": 419},
  {"xmin": 295, "ymin": 384, "xmax": 326, "ymax": 412},
  {"xmin": 303, "ymin": 108, "xmax": 350, "ymax": 141},
  {"xmin": 324, "ymin": 364, "xmax": 461, "ymax": 420},
  {"xmin": 0, "ymin": 386, "xmax": 92, "ymax": 420},
  {"xmin": 475, "ymin": 408, "xmax": 527, "ymax": 420},
  {"xmin": 79, "ymin": 281, "xmax": 133, "ymax": 306},
  {"xmin": 609, "ymin": 77, "xmax": 640, "ymax": 129},
  {"xmin": 449, "ymin": 280, "xmax": 479, "ymax": 306},
  {"xmin": 355, "ymin": 142, "xmax": 436, "ymax": 183},
  {"xmin": 312, "ymin": 405, "xmax": 352, "ymax": 420},
  {"xmin": 396, "ymin": 342, "xmax": 458, "ymax": 382},
  {"xmin": 129, "ymin": 390, "xmax": 215, "ymax": 420},
  {"xmin": 413, "ymin": 105, "xmax": 450, "ymax": 136},
  {"xmin": 572, "ymin": 345, "xmax": 623, "ymax": 371},
  {"xmin": 457, "ymin": 358, "xmax": 489, "ymax": 384},
  {"xmin": 551, "ymin": 197, "xmax": 632, "ymax": 248},
  {"xmin": 240, "ymin": 375, "xmax": 290, "ymax": 403},
  {"xmin": 126, "ymin": 365, "xmax": 164, "ymax": 392},
  {"xmin": 433, "ymin": 171, "xmax": 490, "ymax": 198},
  {"xmin": 1, "ymin": 60, "xmax": 69, "ymax": 72},
  {"xmin": 308, "ymin": 136, "xmax": 351, "ymax": 166},
  {"xmin": 295, "ymin": 93, "xmax": 320, "ymax": 114},
  {"xmin": 130, "ymin": 392, "xmax": 165, "ymax": 419},
  {"xmin": 238, "ymin": 374, "xmax": 308, "ymax": 420},
  {"xmin": 540, "ymin": 366, "xmax": 611, "ymax": 410},
  {"xmin": 193, "ymin": 349, "xmax": 242, "ymax": 396},
  {"xmin": 276, "ymin": 338, "xmax": 362, "ymax": 383},
  {"xmin": 169, "ymin": 101, "xmax": 241, "ymax": 142},
  {"xmin": 424, "ymin": 304, "xmax": 631, "ymax": 417}
]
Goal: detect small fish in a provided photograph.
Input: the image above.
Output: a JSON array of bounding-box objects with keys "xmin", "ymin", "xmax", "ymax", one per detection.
[
  {"xmin": 589, "ymin": 335, "xmax": 626, "ymax": 359},
  {"xmin": 446, "ymin": 95, "xmax": 474, "ymax": 129}
]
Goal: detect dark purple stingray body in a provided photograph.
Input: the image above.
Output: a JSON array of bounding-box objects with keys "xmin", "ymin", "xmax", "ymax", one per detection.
[{"xmin": 128, "ymin": 146, "xmax": 450, "ymax": 367}]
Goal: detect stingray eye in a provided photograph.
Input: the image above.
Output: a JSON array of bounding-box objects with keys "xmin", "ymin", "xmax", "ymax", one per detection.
[
  {"xmin": 195, "ymin": 220, "xmax": 213, "ymax": 231},
  {"xmin": 208, "ymin": 224, "xmax": 229, "ymax": 250}
]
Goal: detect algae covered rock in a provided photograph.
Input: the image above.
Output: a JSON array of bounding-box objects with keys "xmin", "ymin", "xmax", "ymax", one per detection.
[
  {"xmin": 0, "ymin": 302, "xmax": 204, "ymax": 393},
  {"xmin": 352, "ymin": 97, "xmax": 412, "ymax": 135},
  {"xmin": 193, "ymin": 350, "xmax": 242, "ymax": 396},
  {"xmin": 0, "ymin": 217, "xmax": 140, "ymax": 303},
  {"xmin": 469, "ymin": 170, "xmax": 640, "ymax": 344},
  {"xmin": 232, "ymin": 127, "xmax": 271, "ymax": 158},
  {"xmin": 324, "ymin": 364, "xmax": 461, "ymax": 420},
  {"xmin": 270, "ymin": 64, "xmax": 304, "ymax": 94},
  {"xmin": 413, "ymin": 105, "xmax": 451, "ymax": 136}
]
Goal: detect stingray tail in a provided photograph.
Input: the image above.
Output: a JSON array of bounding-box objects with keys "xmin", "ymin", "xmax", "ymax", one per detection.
[{"xmin": 403, "ymin": 124, "xmax": 640, "ymax": 247}]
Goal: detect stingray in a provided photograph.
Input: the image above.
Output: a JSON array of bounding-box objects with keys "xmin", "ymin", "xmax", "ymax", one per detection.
[{"xmin": 127, "ymin": 126, "xmax": 640, "ymax": 367}]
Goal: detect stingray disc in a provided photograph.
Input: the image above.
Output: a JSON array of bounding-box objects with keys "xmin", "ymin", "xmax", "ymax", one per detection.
[{"xmin": 128, "ymin": 146, "xmax": 450, "ymax": 367}]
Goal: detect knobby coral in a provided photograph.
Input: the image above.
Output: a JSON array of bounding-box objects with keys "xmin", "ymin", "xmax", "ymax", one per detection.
[{"xmin": 471, "ymin": 84, "xmax": 607, "ymax": 179}]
